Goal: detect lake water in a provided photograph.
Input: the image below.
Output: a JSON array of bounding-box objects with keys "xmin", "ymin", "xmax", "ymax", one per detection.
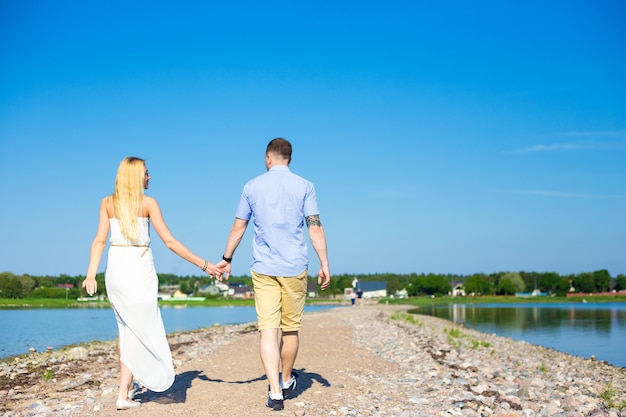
[
  {"xmin": 3, "ymin": 303, "xmax": 625, "ymax": 368},
  {"xmin": 0, "ymin": 305, "xmax": 338, "ymax": 359},
  {"xmin": 416, "ymin": 302, "xmax": 626, "ymax": 368}
]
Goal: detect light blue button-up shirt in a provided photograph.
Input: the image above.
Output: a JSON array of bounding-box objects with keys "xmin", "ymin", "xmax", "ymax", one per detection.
[{"xmin": 235, "ymin": 165, "xmax": 319, "ymax": 276}]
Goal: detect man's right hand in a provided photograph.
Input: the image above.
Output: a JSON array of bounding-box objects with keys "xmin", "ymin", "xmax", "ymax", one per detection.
[{"xmin": 214, "ymin": 260, "xmax": 231, "ymax": 281}]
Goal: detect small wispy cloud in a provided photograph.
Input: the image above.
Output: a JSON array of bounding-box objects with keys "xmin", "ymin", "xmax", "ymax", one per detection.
[
  {"xmin": 554, "ymin": 131, "xmax": 626, "ymax": 138},
  {"xmin": 497, "ymin": 189, "xmax": 626, "ymax": 199},
  {"xmin": 506, "ymin": 131, "xmax": 626, "ymax": 154},
  {"xmin": 510, "ymin": 143, "xmax": 583, "ymax": 153}
]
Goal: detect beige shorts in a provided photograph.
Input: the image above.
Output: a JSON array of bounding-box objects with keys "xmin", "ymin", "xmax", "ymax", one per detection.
[{"xmin": 251, "ymin": 269, "xmax": 308, "ymax": 332}]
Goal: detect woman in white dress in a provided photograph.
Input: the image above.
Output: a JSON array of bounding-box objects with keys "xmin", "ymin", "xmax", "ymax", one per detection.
[{"xmin": 82, "ymin": 157, "xmax": 221, "ymax": 410}]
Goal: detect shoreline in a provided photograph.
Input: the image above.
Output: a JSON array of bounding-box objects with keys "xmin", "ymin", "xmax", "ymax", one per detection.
[
  {"xmin": 1, "ymin": 295, "xmax": 624, "ymax": 310},
  {"xmin": 1, "ymin": 304, "xmax": 625, "ymax": 416},
  {"xmin": 2, "ymin": 299, "xmax": 624, "ymax": 366}
]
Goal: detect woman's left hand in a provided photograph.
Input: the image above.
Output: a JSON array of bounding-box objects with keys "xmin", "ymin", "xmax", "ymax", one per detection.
[{"xmin": 82, "ymin": 278, "xmax": 97, "ymax": 296}]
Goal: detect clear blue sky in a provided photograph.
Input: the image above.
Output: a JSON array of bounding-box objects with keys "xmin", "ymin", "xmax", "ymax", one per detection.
[{"xmin": 1, "ymin": 1, "xmax": 625, "ymax": 278}]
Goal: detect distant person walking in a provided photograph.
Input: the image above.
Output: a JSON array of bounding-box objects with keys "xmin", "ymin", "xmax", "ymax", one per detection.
[
  {"xmin": 215, "ymin": 138, "xmax": 331, "ymax": 411},
  {"xmin": 82, "ymin": 157, "xmax": 220, "ymax": 410}
]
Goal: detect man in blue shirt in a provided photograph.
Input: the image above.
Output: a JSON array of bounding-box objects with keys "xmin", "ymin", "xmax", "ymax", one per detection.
[{"xmin": 216, "ymin": 138, "xmax": 331, "ymax": 411}]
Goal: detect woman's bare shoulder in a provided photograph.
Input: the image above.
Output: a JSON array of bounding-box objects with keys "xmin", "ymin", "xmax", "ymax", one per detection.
[
  {"xmin": 101, "ymin": 196, "xmax": 114, "ymax": 217},
  {"xmin": 142, "ymin": 195, "xmax": 160, "ymax": 217},
  {"xmin": 142, "ymin": 195, "xmax": 158, "ymax": 205}
]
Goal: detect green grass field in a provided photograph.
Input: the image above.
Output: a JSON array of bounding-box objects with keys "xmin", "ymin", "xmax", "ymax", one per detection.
[
  {"xmin": 1, "ymin": 294, "xmax": 623, "ymax": 309},
  {"xmin": 382, "ymin": 294, "xmax": 626, "ymax": 306}
]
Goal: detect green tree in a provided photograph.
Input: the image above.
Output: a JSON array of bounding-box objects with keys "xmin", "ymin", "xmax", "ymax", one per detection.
[
  {"xmin": 411, "ymin": 274, "xmax": 451, "ymax": 296},
  {"xmin": 0, "ymin": 273, "xmax": 23, "ymax": 298},
  {"xmin": 519, "ymin": 271, "xmax": 540, "ymax": 292},
  {"xmin": 615, "ymin": 275, "xmax": 626, "ymax": 291},
  {"xmin": 18, "ymin": 276, "xmax": 37, "ymax": 297},
  {"xmin": 385, "ymin": 275, "xmax": 403, "ymax": 296},
  {"xmin": 497, "ymin": 278, "xmax": 516, "ymax": 295},
  {"xmin": 592, "ymin": 269, "xmax": 611, "ymax": 292},
  {"xmin": 554, "ymin": 276, "xmax": 573, "ymax": 296},
  {"xmin": 538, "ymin": 272, "xmax": 561, "ymax": 293},
  {"xmin": 464, "ymin": 274, "xmax": 492, "ymax": 295},
  {"xmin": 497, "ymin": 272, "xmax": 525, "ymax": 295},
  {"xmin": 158, "ymin": 273, "xmax": 180, "ymax": 286},
  {"xmin": 573, "ymin": 272, "xmax": 594, "ymax": 293},
  {"xmin": 179, "ymin": 281, "xmax": 191, "ymax": 294}
]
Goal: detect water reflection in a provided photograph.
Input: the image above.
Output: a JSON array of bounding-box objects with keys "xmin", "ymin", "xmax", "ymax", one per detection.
[
  {"xmin": 417, "ymin": 302, "xmax": 626, "ymax": 368},
  {"xmin": 0, "ymin": 305, "xmax": 338, "ymax": 359}
]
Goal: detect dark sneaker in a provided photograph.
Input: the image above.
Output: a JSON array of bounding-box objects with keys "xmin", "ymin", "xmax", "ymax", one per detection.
[
  {"xmin": 282, "ymin": 372, "xmax": 298, "ymax": 398},
  {"xmin": 266, "ymin": 396, "xmax": 284, "ymax": 411}
]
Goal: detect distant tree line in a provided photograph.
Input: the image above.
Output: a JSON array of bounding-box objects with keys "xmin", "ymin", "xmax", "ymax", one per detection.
[
  {"xmin": 1, "ymin": 270, "xmax": 625, "ymax": 299},
  {"xmin": 0, "ymin": 271, "xmax": 253, "ymax": 299},
  {"xmin": 0, "ymin": 272, "xmax": 93, "ymax": 299},
  {"xmin": 319, "ymin": 270, "xmax": 626, "ymax": 298}
]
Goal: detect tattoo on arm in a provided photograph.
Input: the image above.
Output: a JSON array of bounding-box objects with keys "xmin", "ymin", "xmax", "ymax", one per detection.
[{"xmin": 306, "ymin": 215, "xmax": 322, "ymax": 228}]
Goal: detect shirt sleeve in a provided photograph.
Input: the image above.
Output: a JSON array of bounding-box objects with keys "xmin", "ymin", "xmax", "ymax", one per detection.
[
  {"xmin": 234, "ymin": 187, "xmax": 253, "ymax": 221},
  {"xmin": 302, "ymin": 182, "xmax": 319, "ymax": 218}
]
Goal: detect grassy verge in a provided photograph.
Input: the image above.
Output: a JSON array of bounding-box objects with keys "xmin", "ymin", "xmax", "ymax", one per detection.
[
  {"xmin": 2, "ymin": 294, "xmax": 623, "ymax": 309},
  {"xmin": 0, "ymin": 297, "xmax": 346, "ymax": 309},
  {"xmin": 0, "ymin": 298, "xmax": 95, "ymax": 308},
  {"xmin": 380, "ymin": 294, "xmax": 626, "ymax": 306}
]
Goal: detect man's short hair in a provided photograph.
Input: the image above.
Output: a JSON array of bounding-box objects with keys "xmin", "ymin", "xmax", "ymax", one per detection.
[{"xmin": 266, "ymin": 137, "xmax": 292, "ymax": 160}]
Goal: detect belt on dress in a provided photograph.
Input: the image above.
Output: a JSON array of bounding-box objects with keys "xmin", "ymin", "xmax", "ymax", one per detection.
[{"xmin": 110, "ymin": 244, "xmax": 150, "ymax": 256}]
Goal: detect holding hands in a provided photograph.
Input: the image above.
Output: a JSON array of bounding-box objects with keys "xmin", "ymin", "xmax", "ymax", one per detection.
[
  {"xmin": 213, "ymin": 255, "xmax": 232, "ymax": 281},
  {"xmin": 81, "ymin": 258, "xmax": 226, "ymax": 298},
  {"xmin": 200, "ymin": 259, "xmax": 225, "ymax": 279},
  {"xmin": 213, "ymin": 262, "xmax": 230, "ymax": 281}
]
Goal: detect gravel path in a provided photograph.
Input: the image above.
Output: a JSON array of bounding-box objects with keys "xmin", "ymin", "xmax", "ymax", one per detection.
[{"xmin": 1, "ymin": 303, "xmax": 625, "ymax": 416}]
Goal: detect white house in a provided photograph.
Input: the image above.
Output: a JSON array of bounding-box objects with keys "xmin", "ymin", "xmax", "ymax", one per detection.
[
  {"xmin": 450, "ymin": 282, "xmax": 466, "ymax": 297},
  {"xmin": 357, "ymin": 281, "xmax": 387, "ymax": 298}
]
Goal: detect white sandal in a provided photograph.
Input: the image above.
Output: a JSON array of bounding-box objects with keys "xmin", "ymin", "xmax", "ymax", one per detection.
[{"xmin": 116, "ymin": 398, "xmax": 141, "ymax": 410}]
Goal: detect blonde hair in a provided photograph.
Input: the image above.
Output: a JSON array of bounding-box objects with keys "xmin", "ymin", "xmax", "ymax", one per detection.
[{"xmin": 112, "ymin": 157, "xmax": 146, "ymax": 242}]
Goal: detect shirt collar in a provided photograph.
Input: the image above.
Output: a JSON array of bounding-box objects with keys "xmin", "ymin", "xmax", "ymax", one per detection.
[{"xmin": 269, "ymin": 165, "xmax": 290, "ymax": 172}]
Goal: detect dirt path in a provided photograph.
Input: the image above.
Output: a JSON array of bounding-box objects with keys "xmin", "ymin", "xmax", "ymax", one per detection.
[{"xmin": 75, "ymin": 304, "xmax": 405, "ymax": 417}]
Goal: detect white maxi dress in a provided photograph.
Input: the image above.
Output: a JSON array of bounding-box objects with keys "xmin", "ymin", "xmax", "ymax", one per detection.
[{"xmin": 105, "ymin": 217, "xmax": 175, "ymax": 392}]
